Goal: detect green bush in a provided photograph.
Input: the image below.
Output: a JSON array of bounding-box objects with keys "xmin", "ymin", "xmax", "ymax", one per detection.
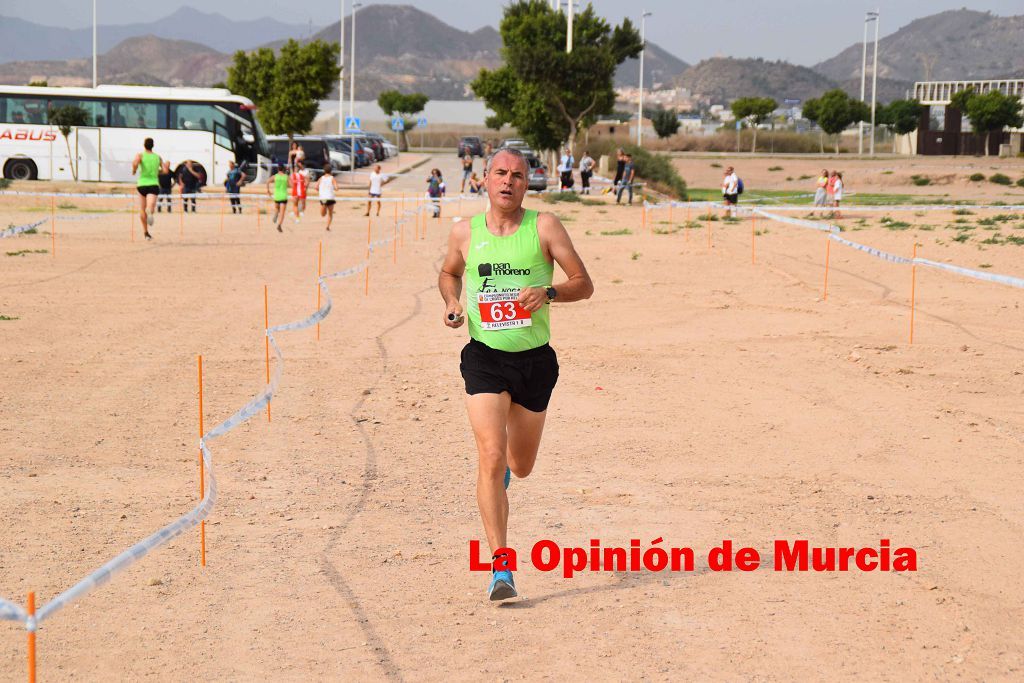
[
  {"xmin": 540, "ymin": 192, "xmax": 582, "ymax": 203},
  {"xmin": 968, "ymin": 173, "xmax": 986, "ymax": 182},
  {"xmin": 0, "ymin": 178, "xmax": 9, "ymax": 190},
  {"xmin": 953, "ymin": 208, "xmax": 974, "ymax": 215},
  {"xmin": 1017, "ymin": 178, "xmax": 1024, "ymax": 187},
  {"xmin": 620, "ymin": 144, "xmax": 688, "ymax": 199},
  {"xmin": 768, "ymin": 166, "xmax": 783, "ymax": 171},
  {"xmin": 910, "ymin": 175, "xmax": 931, "ymax": 186},
  {"xmin": 989, "ymin": 173, "xmax": 1012, "ymax": 185}
]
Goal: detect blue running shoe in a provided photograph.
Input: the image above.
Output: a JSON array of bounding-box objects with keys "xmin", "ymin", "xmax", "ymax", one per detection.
[
  {"xmin": 488, "ymin": 569, "xmax": 517, "ymax": 601},
  {"xmin": 504, "ymin": 466, "xmax": 511, "ymax": 490}
]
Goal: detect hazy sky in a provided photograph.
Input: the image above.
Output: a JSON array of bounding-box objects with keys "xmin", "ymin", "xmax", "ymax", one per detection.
[{"xmin": 5, "ymin": 1, "xmax": 1022, "ymax": 66}]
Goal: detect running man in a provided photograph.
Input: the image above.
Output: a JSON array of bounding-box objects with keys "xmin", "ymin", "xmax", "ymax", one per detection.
[
  {"xmin": 291, "ymin": 160, "xmax": 309, "ymax": 222},
  {"xmin": 318, "ymin": 162, "xmax": 338, "ymax": 231},
  {"xmin": 365, "ymin": 164, "xmax": 383, "ymax": 217},
  {"xmin": 266, "ymin": 165, "xmax": 290, "ymax": 233},
  {"xmin": 438, "ymin": 147, "xmax": 594, "ymax": 601},
  {"xmin": 131, "ymin": 137, "xmax": 161, "ymax": 240}
]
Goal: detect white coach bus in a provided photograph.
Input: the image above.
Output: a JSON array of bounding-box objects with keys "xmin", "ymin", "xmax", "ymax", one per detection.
[{"xmin": 0, "ymin": 84, "xmax": 270, "ymax": 184}]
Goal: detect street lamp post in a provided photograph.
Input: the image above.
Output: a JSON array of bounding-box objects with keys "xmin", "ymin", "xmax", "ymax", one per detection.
[
  {"xmin": 92, "ymin": 0, "xmax": 97, "ymax": 88},
  {"xmin": 869, "ymin": 8, "xmax": 880, "ymax": 156},
  {"xmin": 637, "ymin": 11, "xmax": 651, "ymax": 146},
  {"xmin": 566, "ymin": 0, "xmax": 574, "ymax": 53},
  {"xmin": 338, "ymin": 0, "xmax": 345, "ymax": 135},
  {"xmin": 858, "ymin": 13, "xmax": 871, "ymax": 155},
  {"xmin": 349, "ymin": 3, "xmax": 361, "ymax": 180}
]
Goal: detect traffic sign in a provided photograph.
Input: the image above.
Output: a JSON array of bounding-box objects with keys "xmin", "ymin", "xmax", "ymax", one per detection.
[
  {"xmin": 391, "ymin": 117, "xmax": 405, "ymax": 132},
  {"xmin": 344, "ymin": 116, "xmax": 361, "ymax": 132},
  {"xmin": 417, "ymin": 116, "xmax": 428, "ymax": 128}
]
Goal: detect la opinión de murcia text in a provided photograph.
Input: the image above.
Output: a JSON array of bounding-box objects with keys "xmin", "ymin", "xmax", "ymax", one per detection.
[{"xmin": 470, "ymin": 539, "xmax": 918, "ymax": 577}]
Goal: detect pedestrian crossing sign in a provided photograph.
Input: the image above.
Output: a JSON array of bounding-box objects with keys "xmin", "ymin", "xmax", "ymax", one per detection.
[
  {"xmin": 391, "ymin": 117, "xmax": 405, "ymax": 132},
  {"xmin": 345, "ymin": 116, "xmax": 361, "ymax": 132}
]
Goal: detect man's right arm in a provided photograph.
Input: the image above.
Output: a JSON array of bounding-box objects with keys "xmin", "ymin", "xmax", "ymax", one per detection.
[{"xmin": 439, "ymin": 221, "xmax": 470, "ymax": 328}]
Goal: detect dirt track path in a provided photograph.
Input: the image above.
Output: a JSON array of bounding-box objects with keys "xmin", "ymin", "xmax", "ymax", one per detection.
[{"xmin": 1, "ymin": 156, "xmax": 1023, "ymax": 679}]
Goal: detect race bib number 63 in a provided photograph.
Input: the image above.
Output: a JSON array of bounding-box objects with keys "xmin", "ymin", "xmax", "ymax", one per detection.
[{"xmin": 478, "ymin": 291, "xmax": 532, "ymax": 330}]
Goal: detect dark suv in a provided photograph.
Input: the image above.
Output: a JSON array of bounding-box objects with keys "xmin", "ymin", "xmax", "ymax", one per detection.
[{"xmin": 458, "ymin": 136, "xmax": 484, "ymax": 157}]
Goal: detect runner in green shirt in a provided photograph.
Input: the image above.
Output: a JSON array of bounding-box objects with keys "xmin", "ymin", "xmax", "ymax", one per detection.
[
  {"xmin": 439, "ymin": 147, "xmax": 595, "ymax": 601},
  {"xmin": 131, "ymin": 138, "xmax": 162, "ymax": 240},
  {"xmin": 265, "ymin": 165, "xmax": 291, "ymax": 233}
]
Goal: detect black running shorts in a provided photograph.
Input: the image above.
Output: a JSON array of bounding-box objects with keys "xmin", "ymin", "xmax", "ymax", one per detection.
[
  {"xmin": 460, "ymin": 338, "xmax": 559, "ymax": 413},
  {"xmin": 137, "ymin": 185, "xmax": 160, "ymax": 196}
]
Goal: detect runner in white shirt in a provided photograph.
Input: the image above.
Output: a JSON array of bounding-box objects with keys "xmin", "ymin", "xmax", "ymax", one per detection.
[
  {"xmin": 317, "ymin": 162, "xmax": 338, "ymax": 231},
  {"xmin": 721, "ymin": 166, "xmax": 739, "ymax": 218},
  {"xmin": 831, "ymin": 171, "xmax": 844, "ymax": 219},
  {"xmin": 365, "ymin": 164, "xmax": 383, "ymax": 217}
]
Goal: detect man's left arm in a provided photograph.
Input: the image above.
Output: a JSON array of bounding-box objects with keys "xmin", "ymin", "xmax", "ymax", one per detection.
[{"xmin": 518, "ymin": 213, "xmax": 594, "ymax": 312}]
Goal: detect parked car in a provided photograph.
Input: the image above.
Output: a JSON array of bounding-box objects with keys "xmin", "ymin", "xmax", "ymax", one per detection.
[
  {"xmin": 381, "ymin": 140, "xmax": 399, "ymax": 158},
  {"xmin": 322, "ymin": 137, "xmax": 354, "ymax": 172},
  {"xmin": 360, "ymin": 134, "xmax": 385, "ymax": 161},
  {"xmin": 324, "ymin": 136, "xmax": 370, "ymax": 168},
  {"xmin": 524, "ymin": 153, "xmax": 549, "ymax": 192},
  {"xmin": 266, "ymin": 135, "xmax": 329, "ymax": 180},
  {"xmin": 365, "ymin": 133, "xmax": 390, "ymax": 159},
  {"xmin": 458, "ymin": 136, "xmax": 484, "ymax": 157},
  {"xmin": 499, "ymin": 138, "xmax": 532, "ymax": 154}
]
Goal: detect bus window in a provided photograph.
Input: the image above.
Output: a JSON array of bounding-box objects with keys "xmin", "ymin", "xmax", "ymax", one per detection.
[
  {"xmin": 170, "ymin": 103, "xmax": 228, "ymax": 133},
  {"xmin": 46, "ymin": 99, "xmax": 106, "ymax": 126},
  {"xmin": 110, "ymin": 101, "xmax": 166, "ymax": 129},
  {"xmin": 1, "ymin": 96, "xmax": 48, "ymax": 124}
]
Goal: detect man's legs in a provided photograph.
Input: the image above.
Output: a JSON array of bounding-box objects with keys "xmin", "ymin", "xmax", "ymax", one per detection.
[
  {"xmin": 467, "ymin": 393, "xmax": 548, "ymax": 554},
  {"xmin": 375, "ymin": 199, "xmax": 381, "ymax": 217}
]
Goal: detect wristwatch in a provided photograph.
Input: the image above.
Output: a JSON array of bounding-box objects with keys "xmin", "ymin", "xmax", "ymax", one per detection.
[{"xmin": 545, "ymin": 286, "xmax": 557, "ymax": 301}]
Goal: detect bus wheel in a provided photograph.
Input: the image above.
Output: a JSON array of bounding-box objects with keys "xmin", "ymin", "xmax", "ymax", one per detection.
[{"xmin": 4, "ymin": 158, "xmax": 37, "ymax": 181}]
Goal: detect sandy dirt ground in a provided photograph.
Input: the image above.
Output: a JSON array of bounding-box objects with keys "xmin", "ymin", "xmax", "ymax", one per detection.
[
  {"xmin": 1, "ymin": 154, "xmax": 1023, "ymax": 681},
  {"xmin": 673, "ymin": 154, "xmax": 1024, "ymax": 201}
]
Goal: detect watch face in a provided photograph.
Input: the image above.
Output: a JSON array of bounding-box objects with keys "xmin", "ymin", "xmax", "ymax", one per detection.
[{"xmin": 546, "ymin": 287, "xmax": 556, "ymax": 300}]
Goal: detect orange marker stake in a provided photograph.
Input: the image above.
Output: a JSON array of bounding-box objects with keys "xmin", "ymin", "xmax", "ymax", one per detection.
[
  {"xmin": 668, "ymin": 202, "xmax": 674, "ymax": 224},
  {"xmin": 50, "ymin": 195, "xmax": 55, "ymax": 257},
  {"xmin": 394, "ymin": 202, "xmax": 400, "ymax": 249},
  {"xmin": 642, "ymin": 205, "xmax": 647, "ymax": 233},
  {"xmin": 706, "ymin": 214, "xmax": 712, "ymax": 249},
  {"xmin": 393, "ymin": 219, "xmax": 397, "ymax": 264},
  {"xmin": 316, "ymin": 241, "xmax": 323, "ymax": 341},
  {"xmin": 27, "ymin": 591, "xmax": 36, "ymax": 683},
  {"xmin": 365, "ymin": 217, "xmax": 371, "ymax": 296},
  {"xmin": 823, "ymin": 238, "xmax": 832, "ymax": 301},
  {"xmin": 264, "ymin": 285, "xmax": 271, "ymax": 422},
  {"xmin": 751, "ymin": 214, "xmax": 756, "ymax": 265},
  {"xmin": 197, "ymin": 355, "xmax": 206, "ymax": 567},
  {"xmin": 219, "ymin": 196, "xmax": 225, "ymax": 234},
  {"xmin": 910, "ymin": 243, "xmax": 918, "ymax": 344},
  {"xmin": 179, "ymin": 201, "xmax": 184, "ymax": 237}
]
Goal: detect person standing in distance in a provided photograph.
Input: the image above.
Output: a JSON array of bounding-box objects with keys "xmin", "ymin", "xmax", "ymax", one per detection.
[
  {"xmin": 615, "ymin": 153, "xmax": 635, "ymax": 205},
  {"xmin": 291, "ymin": 160, "xmax": 309, "ymax": 222},
  {"xmin": 721, "ymin": 166, "xmax": 739, "ymax": 218},
  {"xmin": 438, "ymin": 147, "xmax": 594, "ymax": 602},
  {"xmin": 365, "ymin": 164, "xmax": 383, "ymax": 217},
  {"xmin": 579, "ymin": 150, "xmax": 595, "ymax": 195},
  {"xmin": 156, "ymin": 159, "xmax": 174, "ymax": 214},
  {"xmin": 460, "ymin": 153, "xmax": 474, "ymax": 194},
  {"xmin": 131, "ymin": 137, "xmax": 161, "ymax": 240}
]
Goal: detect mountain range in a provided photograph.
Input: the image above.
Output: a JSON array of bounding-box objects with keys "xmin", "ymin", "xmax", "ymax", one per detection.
[{"xmin": 0, "ymin": 6, "xmax": 1021, "ymax": 105}]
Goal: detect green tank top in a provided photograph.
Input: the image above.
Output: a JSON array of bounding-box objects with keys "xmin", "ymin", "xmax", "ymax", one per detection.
[
  {"xmin": 273, "ymin": 173, "xmax": 289, "ymax": 201},
  {"xmin": 465, "ymin": 210, "xmax": 553, "ymax": 352},
  {"xmin": 137, "ymin": 151, "xmax": 159, "ymax": 187}
]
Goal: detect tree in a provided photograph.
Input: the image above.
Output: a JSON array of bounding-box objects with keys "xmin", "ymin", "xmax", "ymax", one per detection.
[
  {"xmin": 956, "ymin": 89, "xmax": 1023, "ymax": 156},
  {"xmin": 48, "ymin": 105, "xmax": 89, "ymax": 181},
  {"xmin": 377, "ymin": 90, "xmax": 430, "ymax": 151},
  {"xmin": 227, "ymin": 40, "xmax": 339, "ymax": 143},
  {"xmin": 650, "ymin": 109, "xmax": 681, "ymax": 139},
  {"xmin": 472, "ymin": 0, "xmax": 642, "ymax": 154},
  {"xmin": 877, "ymin": 99, "xmax": 924, "ymax": 152},
  {"xmin": 731, "ymin": 97, "xmax": 777, "ymax": 152},
  {"xmin": 802, "ymin": 89, "xmax": 870, "ymax": 154}
]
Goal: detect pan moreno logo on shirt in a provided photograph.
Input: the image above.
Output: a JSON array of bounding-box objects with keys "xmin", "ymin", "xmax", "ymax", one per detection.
[
  {"xmin": 477, "ymin": 262, "xmax": 532, "ymax": 293},
  {"xmin": 477, "ymin": 262, "xmax": 531, "ymax": 277}
]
